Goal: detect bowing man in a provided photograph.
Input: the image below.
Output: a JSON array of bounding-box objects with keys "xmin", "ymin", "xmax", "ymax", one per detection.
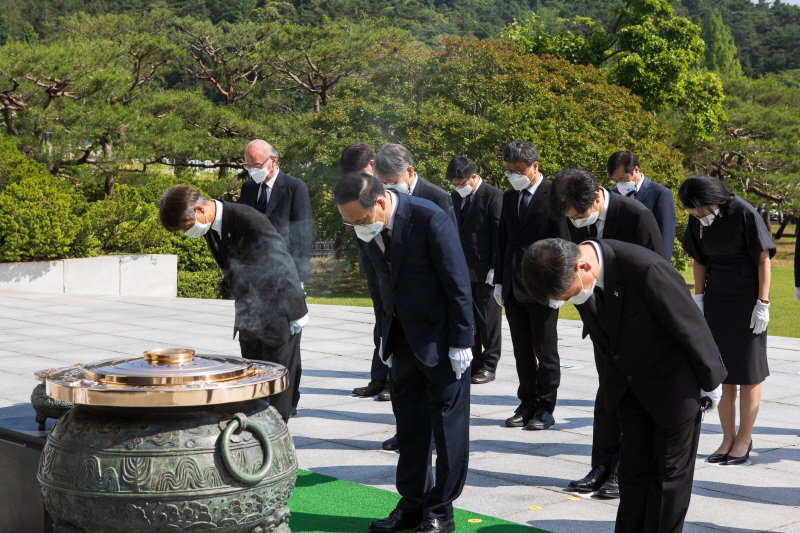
[
  {"xmin": 522, "ymin": 238, "xmax": 726, "ymax": 533},
  {"xmin": 335, "ymin": 172, "xmax": 474, "ymax": 533},
  {"xmin": 548, "ymin": 168, "xmax": 665, "ymax": 498},
  {"xmin": 158, "ymin": 185, "xmax": 309, "ymax": 422}
]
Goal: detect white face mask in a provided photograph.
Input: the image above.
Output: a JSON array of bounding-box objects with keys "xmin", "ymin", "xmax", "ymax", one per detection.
[
  {"xmin": 698, "ymin": 208, "xmax": 720, "ymax": 227},
  {"xmin": 567, "ymin": 271, "xmax": 597, "ymax": 305},
  {"xmin": 384, "ymin": 182, "xmax": 409, "ymax": 195},
  {"xmin": 248, "ymin": 167, "xmax": 269, "ymax": 184},
  {"xmin": 454, "ymin": 184, "xmax": 473, "ymax": 198},
  {"xmin": 616, "ymin": 180, "xmax": 636, "ymax": 196},
  {"xmin": 184, "ymin": 217, "xmax": 211, "ymax": 238},
  {"xmin": 570, "ymin": 210, "xmax": 600, "ymax": 228},
  {"xmin": 506, "ymin": 172, "xmax": 531, "ymax": 191},
  {"xmin": 353, "ymin": 207, "xmax": 387, "ymax": 242}
]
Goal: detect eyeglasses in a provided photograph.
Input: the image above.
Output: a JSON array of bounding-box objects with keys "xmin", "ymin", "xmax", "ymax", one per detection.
[{"xmin": 242, "ymin": 158, "xmax": 271, "ymax": 170}]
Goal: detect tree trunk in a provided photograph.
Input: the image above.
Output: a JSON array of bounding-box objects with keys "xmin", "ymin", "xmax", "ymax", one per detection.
[
  {"xmin": 762, "ymin": 206, "xmax": 771, "ymax": 233},
  {"xmin": 774, "ymin": 215, "xmax": 791, "ymax": 239},
  {"xmin": 313, "ymin": 97, "xmax": 320, "ymax": 114},
  {"xmin": 104, "ymin": 172, "xmax": 115, "ymax": 198}
]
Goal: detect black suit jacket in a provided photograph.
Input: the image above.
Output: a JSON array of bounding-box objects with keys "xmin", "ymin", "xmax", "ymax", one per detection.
[
  {"xmin": 204, "ymin": 202, "xmax": 308, "ymax": 346},
  {"xmin": 569, "ymin": 188, "xmax": 666, "ymax": 259},
  {"xmin": 576, "ymin": 239, "xmax": 727, "ymax": 427},
  {"xmin": 612, "ymin": 176, "xmax": 676, "ymax": 260},
  {"xmin": 495, "ymin": 178, "xmax": 571, "ymax": 304},
  {"xmin": 411, "ymin": 175, "xmax": 457, "ymax": 228},
  {"xmin": 240, "ymin": 169, "xmax": 313, "ymax": 282},
  {"xmin": 359, "ymin": 193, "xmax": 475, "ymax": 366},
  {"xmin": 452, "ymin": 181, "xmax": 503, "ymax": 283}
]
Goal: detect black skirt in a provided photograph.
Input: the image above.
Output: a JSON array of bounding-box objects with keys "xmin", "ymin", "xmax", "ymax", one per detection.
[{"xmin": 704, "ymin": 260, "xmax": 770, "ymax": 385}]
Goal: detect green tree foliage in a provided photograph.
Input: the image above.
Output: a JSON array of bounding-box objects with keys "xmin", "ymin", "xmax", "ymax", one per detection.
[
  {"xmin": 286, "ymin": 38, "xmax": 685, "ymax": 246},
  {"xmin": 682, "ymin": 75, "xmax": 800, "ymax": 232},
  {"xmin": 702, "ymin": 9, "xmax": 743, "ymax": 76},
  {"xmin": 0, "ymin": 9, "xmax": 9, "ymax": 46},
  {"xmin": 20, "ymin": 22, "xmax": 39, "ymax": 44},
  {"xmin": 504, "ymin": 0, "xmax": 726, "ymax": 140}
]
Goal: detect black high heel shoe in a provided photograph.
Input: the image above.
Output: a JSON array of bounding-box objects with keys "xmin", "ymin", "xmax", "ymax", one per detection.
[
  {"xmin": 723, "ymin": 441, "xmax": 753, "ymax": 466},
  {"xmin": 707, "ymin": 446, "xmax": 732, "ymax": 464}
]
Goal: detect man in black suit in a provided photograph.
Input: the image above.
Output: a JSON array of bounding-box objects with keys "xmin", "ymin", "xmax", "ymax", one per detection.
[
  {"xmin": 447, "ymin": 156, "xmax": 503, "ymax": 384},
  {"xmin": 523, "ymin": 238, "xmax": 725, "ymax": 533},
  {"xmin": 549, "ymin": 168, "xmax": 666, "ymax": 498},
  {"xmin": 608, "ymin": 151, "xmax": 676, "ymax": 261},
  {"xmin": 158, "ymin": 185, "xmax": 309, "ymax": 423},
  {"xmin": 239, "ymin": 139, "xmax": 313, "ymax": 413},
  {"xmin": 494, "ymin": 141, "xmax": 570, "ymax": 431},
  {"xmin": 335, "ymin": 172, "xmax": 475, "ymax": 533},
  {"xmin": 374, "ymin": 143, "xmax": 457, "ymax": 228}
]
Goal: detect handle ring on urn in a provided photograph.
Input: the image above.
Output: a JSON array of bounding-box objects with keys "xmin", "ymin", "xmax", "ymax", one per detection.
[{"xmin": 220, "ymin": 413, "xmax": 274, "ymax": 484}]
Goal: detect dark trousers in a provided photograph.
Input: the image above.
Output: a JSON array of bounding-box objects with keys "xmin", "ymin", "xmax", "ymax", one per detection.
[
  {"xmin": 389, "ymin": 324, "xmax": 470, "ymax": 520},
  {"xmin": 292, "ymin": 356, "xmax": 302, "ymax": 409},
  {"xmin": 504, "ymin": 291, "xmax": 561, "ymax": 413},
  {"xmin": 615, "ymin": 389, "xmax": 702, "ymax": 533},
  {"xmin": 470, "ymin": 281, "xmax": 502, "ymax": 374},
  {"xmin": 592, "ymin": 345, "xmax": 621, "ymax": 472},
  {"xmin": 370, "ymin": 300, "xmax": 390, "ymax": 383},
  {"xmin": 239, "ymin": 331, "xmax": 301, "ymax": 423}
]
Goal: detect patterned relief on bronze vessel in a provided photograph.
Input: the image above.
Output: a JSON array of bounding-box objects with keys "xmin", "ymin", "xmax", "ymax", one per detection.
[
  {"xmin": 156, "ymin": 458, "xmax": 224, "ymax": 491},
  {"xmin": 121, "ymin": 457, "xmax": 154, "ymax": 493},
  {"xmin": 76, "ymin": 456, "xmax": 121, "ymax": 492}
]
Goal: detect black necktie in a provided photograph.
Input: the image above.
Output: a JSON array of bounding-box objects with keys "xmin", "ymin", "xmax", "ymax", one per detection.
[
  {"xmin": 462, "ymin": 194, "xmax": 472, "ymax": 211},
  {"xmin": 588, "ymin": 224, "xmax": 598, "ymax": 238},
  {"xmin": 380, "ymin": 228, "xmax": 392, "ymax": 266},
  {"xmin": 255, "ymin": 182, "xmax": 268, "ymax": 213},
  {"xmin": 627, "ymin": 189, "xmax": 636, "ymax": 200},
  {"xmin": 519, "ymin": 189, "xmax": 531, "ymax": 220}
]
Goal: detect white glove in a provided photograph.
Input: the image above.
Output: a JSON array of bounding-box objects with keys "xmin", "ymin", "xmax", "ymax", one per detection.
[
  {"xmin": 449, "ymin": 347, "xmax": 473, "ymax": 378},
  {"xmin": 548, "ymin": 300, "xmax": 565, "ymax": 309},
  {"xmin": 692, "ymin": 294, "xmax": 704, "ymax": 314},
  {"xmin": 300, "ymin": 282, "xmax": 304, "ymax": 289},
  {"xmin": 750, "ymin": 300, "xmax": 770, "ymax": 335},
  {"xmin": 795, "ymin": 287, "xmax": 800, "ymax": 303},
  {"xmin": 485, "ymin": 269, "xmax": 495, "ymax": 286},
  {"xmin": 289, "ymin": 313, "xmax": 309, "ymax": 335},
  {"xmin": 379, "ymin": 337, "xmax": 392, "ymax": 368},
  {"xmin": 700, "ymin": 384, "xmax": 723, "ymax": 412},
  {"xmin": 493, "ymin": 285, "xmax": 504, "ymax": 307}
]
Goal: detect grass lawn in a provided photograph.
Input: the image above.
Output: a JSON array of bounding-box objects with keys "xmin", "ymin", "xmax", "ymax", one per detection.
[{"xmin": 306, "ymin": 228, "xmax": 799, "ymax": 338}]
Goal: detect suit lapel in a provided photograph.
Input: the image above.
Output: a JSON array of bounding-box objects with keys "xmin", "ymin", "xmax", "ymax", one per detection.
[
  {"xmin": 635, "ymin": 176, "xmax": 651, "ymax": 204},
  {"xmin": 518, "ymin": 178, "xmax": 547, "ymax": 231},
  {"xmin": 412, "ymin": 176, "xmax": 425, "ymax": 198},
  {"xmin": 264, "ymin": 171, "xmax": 286, "ymax": 216},
  {"xmin": 580, "ymin": 300, "xmax": 612, "ymax": 353},
  {"xmin": 460, "ymin": 183, "xmax": 483, "ymax": 231},
  {"xmin": 596, "ymin": 240, "xmax": 624, "ymax": 353},
  {"xmin": 602, "ymin": 189, "xmax": 621, "ymax": 239},
  {"xmin": 390, "ymin": 194, "xmax": 412, "ymax": 287}
]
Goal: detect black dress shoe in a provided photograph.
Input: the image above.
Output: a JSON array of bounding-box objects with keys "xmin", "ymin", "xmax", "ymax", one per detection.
[
  {"xmin": 525, "ymin": 410, "xmax": 555, "ymax": 430},
  {"xmin": 377, "ymin": 383, "xmax": 391, "ymax": 401},
  {"xmin": 471, "ymin": 369, "xmax": 496, "ymax": 384},
  {"xmin": 596, "ymin": 472, "xmax": 620, "ymax": 498},
  {"xmin": 568, "ymin": 465, "xmax": 609, "ymax": 492},
  {"xmin": 413, "ymin": 518, "xmax": 456, "ymax": 533},
  {"xmin": 707, "ymin": 446, "xmax": 732, "ymax": 463},
  {"xmin": 505, "ymin": 404, "xmax": 535, "ymax": 427},
  {"xmin": 353, "ymin": 380, "xmax": 387, "ymax": 397},
  {"xmin": 369, "ymin": 508, "xmax": 421, "ymax": 532},
  {"xmin": 382, "ymin": 435, "xmax": 399, "ymax": 451},
  {"xmin": 723, "ymin": 441, "xmax": 753, "ymax": 466}
]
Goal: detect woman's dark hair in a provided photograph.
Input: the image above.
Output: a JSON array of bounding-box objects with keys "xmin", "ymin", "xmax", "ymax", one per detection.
[
  {"xmin": 678, "ymin": 175, "xmax": 733, "ymax": 216},
  {"xmin": 549, "ymin": 168, "xmax": 600, "ymax": 218},
  {"xmin": 521, "ymin": 238, "xmax": 580, "ymax": 305},
  {"xmin": 334, "ymin": 172, "xmax": 385, "ymax": 208}
]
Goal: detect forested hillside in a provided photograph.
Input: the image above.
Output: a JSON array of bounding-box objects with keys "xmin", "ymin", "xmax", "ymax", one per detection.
[{"xmin": 1, "ymin": 0, "xmax": 799, "ymax": 75}]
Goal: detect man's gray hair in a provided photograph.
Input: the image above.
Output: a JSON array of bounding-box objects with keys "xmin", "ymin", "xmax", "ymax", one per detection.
[
  {"xmin": 503, "ymin": 141, "xmax": 539, "ymax": 166},
  {"xmin": 374, "ymin": 144, "xmax": 413, "ymax": 177},
  {"xmin": 158, "ymin": 185, "xmax": 207, "ymax": 232}
]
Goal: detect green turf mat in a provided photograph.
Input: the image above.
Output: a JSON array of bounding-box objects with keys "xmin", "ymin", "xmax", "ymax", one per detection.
[{"xmin": 288, "ymin": 469, "xmax": 550, "ymax": 533}]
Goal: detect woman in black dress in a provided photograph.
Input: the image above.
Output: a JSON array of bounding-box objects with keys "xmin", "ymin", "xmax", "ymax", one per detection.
[{"xmin": 680, "ymin": 176, "xmax": 775, "ymax": 465}]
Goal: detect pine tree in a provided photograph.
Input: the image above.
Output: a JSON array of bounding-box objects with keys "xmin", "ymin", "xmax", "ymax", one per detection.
[
  {"xmin": 20, "ymin": 22, "xmax": 40, "ymax": 45},
  {"xmin": 702, "ymin": 9, "xmax": 743, "ymax": 77}
]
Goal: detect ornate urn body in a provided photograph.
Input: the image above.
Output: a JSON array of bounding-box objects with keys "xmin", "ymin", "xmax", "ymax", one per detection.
[{"xmin": 36, "ymin": 349, "xmax": 296, "ymax": 533}]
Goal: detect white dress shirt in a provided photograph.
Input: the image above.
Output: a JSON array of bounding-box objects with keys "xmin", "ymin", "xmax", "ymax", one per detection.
[
  {"xmin": 584, "ymin": 239, "xmax": 605, "ymax": 290},
  {"xmin": 519, "ymin": 173, "xmax": 544, "ymax": 211},
  {"xmin": 256, "ymin": 168, "xmax": 279, "ymax": 204},
  {"xmin": 375, "ymin": 190, "xmax": 399, "ymax": 254},
  {"xmin": 211, "ymin": 200, "xmax": 224, "ymax": 235}
]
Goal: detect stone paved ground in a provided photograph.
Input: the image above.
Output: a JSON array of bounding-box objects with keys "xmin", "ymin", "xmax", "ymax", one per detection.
[{"xmin": 1, "ymin": 293, "xmax": 799, "ymax": 532}]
